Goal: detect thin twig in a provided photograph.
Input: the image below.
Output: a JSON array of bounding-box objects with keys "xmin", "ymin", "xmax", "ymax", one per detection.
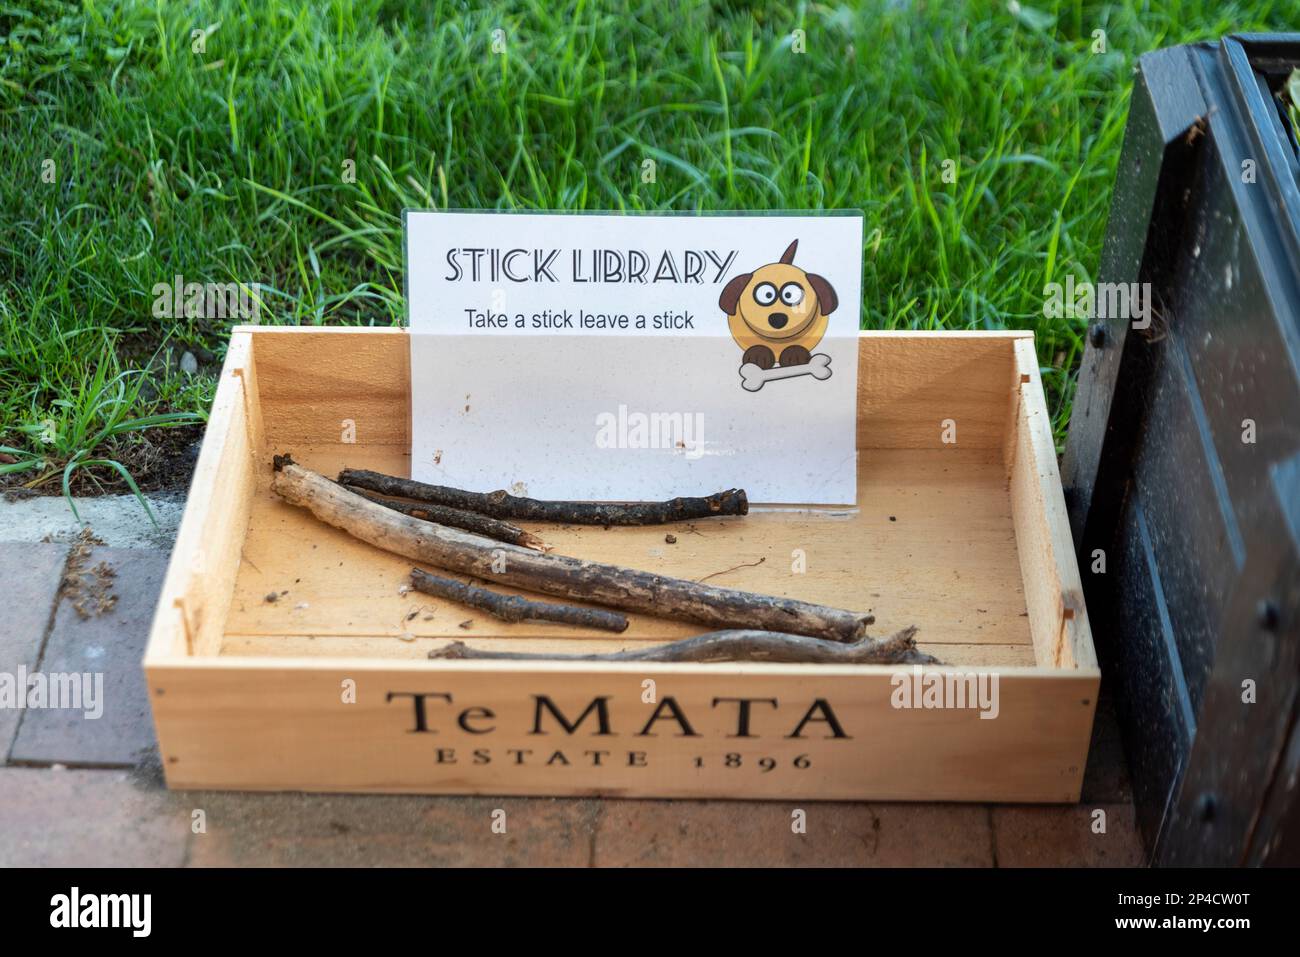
[
  {"xmin": 427, "ymin": 626, "xmax": 934, "ymax": 664},
  {"xmin": 347, "ymin": 487, "xmax": 547, "ymax": 550},
  {"xmin": 338, "ymin": 467, "xmax": 748, "ymax": 525},
  {"xmin": 409, "ymin": 568, "xmax": 628, "ymax": 632},
  {"xmin": 696, "ymin": 557, "xmax": 766, "ymax": 584}
]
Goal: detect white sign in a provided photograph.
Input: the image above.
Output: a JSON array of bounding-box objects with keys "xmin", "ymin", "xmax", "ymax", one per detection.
[{"xmin": 406, "ymin": 211, "xmax": 861, "ymax": 504}]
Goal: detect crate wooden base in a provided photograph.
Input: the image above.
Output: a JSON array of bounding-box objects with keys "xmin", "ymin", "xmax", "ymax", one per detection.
[{"xmin": 145, "ymin": 328, "xmax": 1098, "ymax": 801}]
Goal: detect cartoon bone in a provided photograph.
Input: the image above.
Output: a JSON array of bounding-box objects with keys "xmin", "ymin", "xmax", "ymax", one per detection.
[{"xmin": 739, "ymin": 352, "xmax": 832, "ymax": 392}]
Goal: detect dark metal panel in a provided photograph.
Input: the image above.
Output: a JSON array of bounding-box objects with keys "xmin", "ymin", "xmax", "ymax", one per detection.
[
  {"xmin": 1061, "ymin": 45, "xmax": 1209, "ymax": 546},
  {"xmin": 1063, "ymin": 35, "xmax": 1300, "ymax": 866},
  {"xmin": 1166, "ymin": 121, "xmax": 1300, "ymax": 541},
  {"xmin": 1157, "ymin": 538, "xmax": 1299, "ymax": 865},
  {"xmin": 1130, "ymin": 335, "xmax": 1239, "ymax": 712},
  {"xmin": 1248, "ymin": 702, "xmax": 1300, "ymax": 865},
  {"xmin": 1110, "ymin": 493, "xmax": 1192, "ymax": 850}
]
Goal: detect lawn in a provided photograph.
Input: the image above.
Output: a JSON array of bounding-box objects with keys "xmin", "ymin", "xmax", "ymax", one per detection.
[{"xmin": 2, "ymin": 0, "xmax": 1297, "ymax": 504}]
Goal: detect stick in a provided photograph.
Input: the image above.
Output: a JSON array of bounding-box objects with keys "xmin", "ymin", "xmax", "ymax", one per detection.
[
  {"xmin": 427, "ymin": 627, "xmax": 935, "ymax": 664},
  {"xmin": 347, "ymin": 488, "xmax": 546, "ymax": 551},
  {"xmin": 337, "ymin": 467, "xmax": 748, "ymax": 525},
  {"xmin": 271, "ymin": 455, "xmax": 871, "ymax": 642},
  {"xmin": 409, "ymin": 568, "xmax": 628, "ymax": 632}
]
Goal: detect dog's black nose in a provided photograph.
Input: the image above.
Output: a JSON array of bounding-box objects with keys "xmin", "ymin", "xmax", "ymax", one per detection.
[{"xmin": 769, "ymin": 313, "xmax": 788, "ymax": 329}]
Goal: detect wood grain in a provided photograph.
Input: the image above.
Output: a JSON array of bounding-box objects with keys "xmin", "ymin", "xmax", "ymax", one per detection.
[
  {"xmin": 145, "ymin": 330, "xmax": 257, "ymax": 661},
  {"xmin": 225, "ymin": 446, "xmax": 1032, "ymax": 653},
  {"xmin": 243, "ymin": 326, "xmax": 1023, "ymax": 451},
  {"xmin": 141, "ymin": 326, "xmax": 1099, "ymax": 803},
  {"xmin": 147, "ymin": 660, "xmax": 1096, "ymax": 801},
  {"xmin": 1006, "ymin": 338, "xmax": 1097, "ymax": 671}
]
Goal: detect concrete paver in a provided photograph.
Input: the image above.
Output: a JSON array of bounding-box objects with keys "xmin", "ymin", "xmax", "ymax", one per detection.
[
  {"xmin": 0, "ymin": 543, "xmax": 70, "ymax": 758},
  {"xmin": 10, "ymin": 547, "xmax": 167, "ymax": 766},
  {"xmin": 0, "ymin": 767, "xmax": 190, "ymax": 867}
]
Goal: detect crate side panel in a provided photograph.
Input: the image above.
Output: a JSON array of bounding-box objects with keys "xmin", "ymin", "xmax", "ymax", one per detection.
[
  {"xmin": 856, "ymin": 335, "xmax": 1020, "ymax": 450},
  {"xmin": 252, "ymin": 328, "xmax": 410, "ymax": 448},
  {"xmin": 1008, "ymin": 340, "xmax": 1096, "ymax": 670},
  {"xmin": 248, "ymin": 329, "xmax": 1018, "ymax": 452},
  {"xmin": 150, "ymin": 664, "xmax": 1094, "ymax": 802},
  {"xmin": 145, "ymin": 333, "xmax": 258, "ymax": 662}
]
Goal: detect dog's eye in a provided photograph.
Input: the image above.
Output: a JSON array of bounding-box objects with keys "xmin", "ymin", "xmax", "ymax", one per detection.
[
  {"xmin": 753, "ymin": 282, "xmax": 777, "ymax": 306},
  {"xmin": 780, "ymin": 283, "xmax": 805, "ymax": 306}
]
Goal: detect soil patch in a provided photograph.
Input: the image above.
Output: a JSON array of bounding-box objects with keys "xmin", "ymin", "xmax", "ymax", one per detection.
[{"xmin": 0, "ymin": 424, "xmax": 205, "ymax": 500}]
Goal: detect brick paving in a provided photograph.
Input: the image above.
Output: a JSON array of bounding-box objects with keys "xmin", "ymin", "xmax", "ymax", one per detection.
[{"xmin": 0, "ymin": 540, "xmax": 1145, "ymax": 868}]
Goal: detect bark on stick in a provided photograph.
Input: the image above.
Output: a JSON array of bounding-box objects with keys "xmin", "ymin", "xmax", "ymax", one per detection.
[
  {"xmin": 338, "ymin": 467, "xmax": 747, "ymax": 525},
  {"xmin": 427, "ymin": 627, "xmax": 934, "ymax": 664},
  {"xmin": 409, "ymin": 568, "xmax": 628, "ymax": 632},
  {"xmin": 272, "ymin": 456, "xmax": 871, "ymax": 642},
  {"xmin": 348, "ymin": 488, "xmax": 546, "ymax": 550}
]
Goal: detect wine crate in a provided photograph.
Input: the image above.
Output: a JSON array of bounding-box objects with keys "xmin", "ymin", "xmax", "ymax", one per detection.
[{"xmin": 144, "ymin": 326, "xmax": 1097, "ymax": 800}]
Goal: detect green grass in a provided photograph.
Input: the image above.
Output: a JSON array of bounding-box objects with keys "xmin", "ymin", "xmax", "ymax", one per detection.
[
  {"xmin": 1286, "ymin": 67, "xmax": 1300, "ymax": 142},
  {"xmin": 3, "ymin": 0, "xmax": 1298, "ymax": 495}
]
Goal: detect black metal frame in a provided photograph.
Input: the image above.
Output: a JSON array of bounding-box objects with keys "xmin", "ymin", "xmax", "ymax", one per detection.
[{"xmin": 1062, "ymin": 35, "xmax": 1300, "ymax": 866}]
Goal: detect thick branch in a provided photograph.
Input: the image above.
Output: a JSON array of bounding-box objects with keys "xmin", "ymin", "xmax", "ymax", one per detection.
[
  {"xmin": 272, "ymin": 456, "xmax": 871, "ymax": 642},
  {"xmin": 348, "ymin": 488, "xmax": 546, "ymax": 550},
  {"xmin": 427, "ymin": 627, "xmax": 935, "ymax": 664},
  {"xmin": 338, "ymin": 467, "xmax": 748, "ymax": 525},
  {"xmin": 409, "ymin": 568, "xmax": 628, "ymax": 632}
]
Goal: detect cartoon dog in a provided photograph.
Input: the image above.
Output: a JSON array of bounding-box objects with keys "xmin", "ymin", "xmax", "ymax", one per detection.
[{"xmin": 718, "ymin": 239, "xmax": 838, "ymax": 371}]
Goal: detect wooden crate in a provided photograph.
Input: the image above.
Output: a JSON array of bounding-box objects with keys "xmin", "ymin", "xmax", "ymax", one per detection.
[{"xmin": 144, "ymin": 326, "xmax": 1098, "ymax": 801}]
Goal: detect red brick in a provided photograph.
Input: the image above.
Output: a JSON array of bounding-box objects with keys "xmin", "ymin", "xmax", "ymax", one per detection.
[
  {"xmin": 186, "ymin": 793, "xmax": 598, "ymax": 867},
  {"xmin": 593, "ymin": 800, "xmax": 993, "ymax": 866},
  {"xmin": 992, "ymin": 803, "xmax": 1146, "ymax": 866}
]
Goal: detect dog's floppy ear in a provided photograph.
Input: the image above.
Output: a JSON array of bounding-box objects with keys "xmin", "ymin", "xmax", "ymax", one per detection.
[
  {"xmin": 718, "ymin": 272, "xmax": 752, "ymax": 314},
  {"xmin": 807, "ymin": 273, "xmax": 838, "ymax": 315}
]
